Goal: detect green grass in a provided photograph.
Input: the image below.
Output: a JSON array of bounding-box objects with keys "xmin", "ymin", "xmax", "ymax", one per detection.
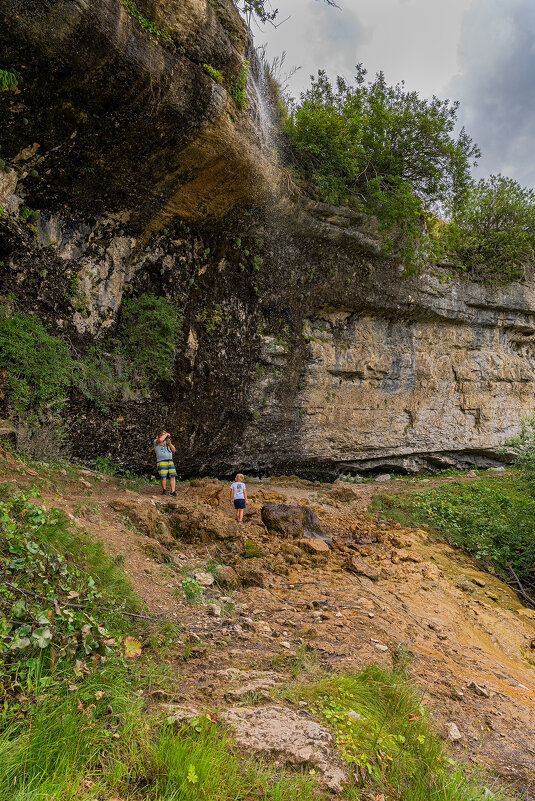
[
  {"xmin": 0, "ymin": 661, "xmax": 325, "ymax": 801},
  {"xmin": 281, "ymin": 665, "xmax": 511, "ymax": 800},
  {"xmin": 0, "ymin": 485, "xmax": 324, "ymax": 801},
  {"xmin": 371, "ymin": 475, "xmax": 535, "ymax": 579}
]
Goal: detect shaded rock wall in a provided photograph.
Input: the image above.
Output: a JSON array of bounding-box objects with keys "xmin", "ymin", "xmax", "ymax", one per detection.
[{"xmin": 2, "ymin": 0, "xmax": 535, "ymax": 476}]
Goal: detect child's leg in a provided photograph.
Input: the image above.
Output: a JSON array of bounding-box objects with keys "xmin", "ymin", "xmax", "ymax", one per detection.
[
  {"xmin": 160, "ymin": 474, "xmax": 167, "ymax": 492},
  {"xmin": 238, "ymin": 508, "xmax": 244, "ymax": 522},
  {"xmin": 170, "ymin": 476, "xmax": 176, "ymax": 493}
]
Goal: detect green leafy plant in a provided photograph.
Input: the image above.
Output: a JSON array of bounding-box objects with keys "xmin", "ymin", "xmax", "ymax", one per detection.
[
  {"xmin": 203, "ymin": 64, "xmax": 223, "ymax": 84},
  {"xmin": 229, "ymin": 60, "xmax": 250, "ymax": 110},
  {"xmin": 285, "ymin": 666, "xmax": 506, "ymax": 800},
  {"xmin": 0, "ymin": 69, "xmax": 18, "ymax": 92},
  {"xmin": 181, "ymin": 576, "xmax": 203, "ymax": 601},
  {"xmin": 120, "ymin": 294, "xmax": 184, "ymax": 383},
  {"xmin": 285, "ymin": 67, "xmax": 479, "ymax": 272},
  {"xmin": 0, "ymin": 309, "xmax": 73, "ymax": 412},
  {"xmin": 505, "ymin": 412, "xmax": 535, "ymax": 491},
  {"xmin": 372, "ymin": 475, "xmax": 535, "ymax": 579},
  {"xmin": 196, "ymin": 304, "xmax": 223, "ymax": 333},
  {"xmin": 119, "ymin": 0, "xmax": 173, "ymax": 44}
]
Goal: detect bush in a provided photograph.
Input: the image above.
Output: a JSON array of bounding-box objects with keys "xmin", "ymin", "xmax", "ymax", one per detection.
[
  {"xmin": 445, "ymin": 174, "xmax": 535, "ymax": 281},
  {"xmin": 0, "ymin": 310, "xmax": 73, "ymax": 412},
  {"xmin": 505, "ymin": 412, "xmax": 535, "ymax": 491},
  {"xmin": 119, "ymin": 295, "xmax": 183, "ymax": 383},
  {"xmin": 285, "ymin": 67, "xmax": 479, "ymax": 271}
]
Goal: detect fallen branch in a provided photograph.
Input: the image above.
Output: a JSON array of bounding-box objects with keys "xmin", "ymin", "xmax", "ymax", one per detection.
[
  {"xmin": 506, "ymin": 565, "xmax": 535, "ymax": 608},
  {"xmin": 1, "ymin": 581, "xmax": 161, "ymax": 622}
]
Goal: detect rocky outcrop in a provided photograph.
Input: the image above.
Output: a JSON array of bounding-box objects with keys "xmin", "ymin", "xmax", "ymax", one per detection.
[{"xmin": 2, "ymin": 0, "xmax": 535, "ymax": 477}]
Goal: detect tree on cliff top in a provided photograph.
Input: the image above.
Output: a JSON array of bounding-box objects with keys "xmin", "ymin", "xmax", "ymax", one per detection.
[
  {"xmin": 285, "ymin": 66, "xmax": 480, "ymax": 271},
  {"xmin": 445, "ymin": 174, "xmax": 535, "ymax": 282}
]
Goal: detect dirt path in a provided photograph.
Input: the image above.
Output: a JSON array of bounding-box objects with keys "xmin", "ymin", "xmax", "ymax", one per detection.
[{"xmin": 3, "ymin": 455, "xmax": 534, "ymax": 794}]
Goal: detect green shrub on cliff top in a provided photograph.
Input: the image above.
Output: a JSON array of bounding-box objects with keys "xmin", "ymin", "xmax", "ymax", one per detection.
[
  {"xmin": 285, "ymin": 67, "xmax": 479, "ymax": 271},
  {"xmin": 445, "ymin": 174, "xmax": 535, "ymax": 282}
]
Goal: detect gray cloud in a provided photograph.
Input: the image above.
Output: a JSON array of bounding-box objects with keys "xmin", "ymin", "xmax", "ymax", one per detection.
[
  {"xmin": 451, "ymin": 0, "xmax": 535, "ymax": 187},
  {"xmin": 304, "ymin": 2, "xmax": 372, "ymax": 83}
]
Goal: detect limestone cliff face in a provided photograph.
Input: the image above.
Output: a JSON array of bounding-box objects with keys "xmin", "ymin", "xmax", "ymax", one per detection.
[{"xmin": 1, "ymin": 0, "xmax": 535, "ymax": 475}]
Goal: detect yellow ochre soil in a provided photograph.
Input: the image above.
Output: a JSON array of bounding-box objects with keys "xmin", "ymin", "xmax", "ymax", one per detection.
[{"xmin": 3, "ymin": 451, "xmax": 535, "ymax": 792}]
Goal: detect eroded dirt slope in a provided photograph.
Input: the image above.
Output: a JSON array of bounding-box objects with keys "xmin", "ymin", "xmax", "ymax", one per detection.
[{"xmin": 3, "ymin": 453, "xmax": 535, "ymax": 794}]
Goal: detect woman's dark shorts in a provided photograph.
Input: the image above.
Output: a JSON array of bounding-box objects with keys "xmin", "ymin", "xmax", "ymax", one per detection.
[{"xmin": 234, "ymin": 499, "xmax": 246, "ymax": 509}]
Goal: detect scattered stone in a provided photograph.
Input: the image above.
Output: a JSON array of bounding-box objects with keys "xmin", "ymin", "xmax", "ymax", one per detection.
[
  {"xmin": 467, "ymin": 469, "xmax": 477, "ymax": 477},
  {"xmin": 374, "ymin": 643, "xmax": 388, "ymax": 652},
  {"xmin": 391, "ymin": 548, "xmax": 421, "ymax": 564},
  {"xmin": 374, "ymin": 473, "xmax": 391, "ymax": 482},
  {"xmin": 473, "ymin": 577, "xmax": 486, "ymax": 587},
  {"xmin": 347, "ymin": 711, "xmax": 361, "ymax": 722},
  {"xmin": 467, "ymin": 680, "xmax": 490, "ymax": 698},
  {"xmin": 450, "ymin": 687, "xmax": 464, "ymax": 701},
  {"xmin": 223, "ymin": 705, "xmax": 347, "ymax": 791},
  {"xmin": 280, "ymin": 641, "xmax": 292, "ymax": 649},
  {"xmin": 236, "ymin": 559, "xmax": 265, "ymax": 588},
  {"xmin": 78, "ymin": 478, "xmax": 92, "ymax": 488},
  {"xmin": 329, "ymin": 485, "xmax": 358, "ymax": 503},
  {"xmin": 215, "ymin": 565, "xmax": 240, "ymax": 588},
  {"xmin": 194, "ymin": 571, "xmax": 215, "ymax": 587},
  {"xmin": 444, "ymin": 722, "xmax": 463, "ymax": 742},
  {"xmin": 225, "ymin": 678, "xmax": 277, "ymax": 702},
  {"xmin": 344, "ymin": 555, "xmax": 380, "ymax": 581},
  {"xmin": 206, "ymin": 603, "xmax": 221, "ymax": 618},
  {"xmin": 489, "ymin": 466, "xmax": 506, "ymax": 472},
  {"xmin": 296, "ymin": 537, "xmax": 330, "ymax": 555},
  {"xmin": 485, "ymin": 591, "xmax": 499, "ymax": 601}
]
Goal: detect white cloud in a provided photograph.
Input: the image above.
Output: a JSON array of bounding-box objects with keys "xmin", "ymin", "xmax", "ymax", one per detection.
[{"xmin": 451, "ymin": 0, "xmax": 535, "ymax": 187}]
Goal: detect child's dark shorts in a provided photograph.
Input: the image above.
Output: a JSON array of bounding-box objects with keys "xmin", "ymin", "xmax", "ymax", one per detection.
[{"xmin": 234, "ymin": 499, "xmax": 246, "ymax": 509}]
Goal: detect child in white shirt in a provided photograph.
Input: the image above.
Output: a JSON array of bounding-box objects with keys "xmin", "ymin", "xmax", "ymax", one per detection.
[{"xmin": 230, "ymin": 473, "xmax": 248, "ymax": 523}]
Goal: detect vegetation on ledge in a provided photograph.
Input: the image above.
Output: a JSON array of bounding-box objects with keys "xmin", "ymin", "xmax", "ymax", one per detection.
[{"xmin": 280, "ymin": 65, "xmax": 535, "ymax": 281}]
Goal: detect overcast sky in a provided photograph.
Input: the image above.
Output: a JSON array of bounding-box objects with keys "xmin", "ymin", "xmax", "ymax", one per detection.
[{"xmin": 258, "ymin": 0, "xmax": 535, "ymax": 188}]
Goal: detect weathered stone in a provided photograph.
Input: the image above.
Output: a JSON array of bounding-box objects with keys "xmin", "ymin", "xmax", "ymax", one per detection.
[
  {"xmin": 223, "ymin": 705, "xmax": 347, "ymax": 791},
  {"xmin": 236, "ymin": 559, "xmax": 265, "ymax": 587},
  {"xmin": 109, "ymin": 498, "xmax": 162, "ymax": 540},
  {"xmin": 444, "ymin": 722, "xmax": 463, "ymax": 742},
  {"xmin": 296, "ymin": 537, "xmax": 330, "ymax": 555},
  {"xmin": 374, "ymin": 473, "xmax": 391, "ymax": 482},
  {"xmin": 467, "ymin": 680, "xmax": 490, "ymax": 698},
  {"xmin": 345, "ymin": 555, "xmax": 380, "ymax": 581},
  {"xmin": 194, "ymin": 571, "xmax": 215, "ymax": 587},
  {"xmin": 215, "ymin": 565, "xmax": 240, "ymax": 588}
]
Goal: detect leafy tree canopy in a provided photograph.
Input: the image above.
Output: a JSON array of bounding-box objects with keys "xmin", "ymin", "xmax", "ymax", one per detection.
[
  {"xmin": 445, "ymin": 174, "xmax": 535, "ymax": 281},
  {"xmin": 285, "ymin": 66, "xmax": 480, "ymax": 271}
]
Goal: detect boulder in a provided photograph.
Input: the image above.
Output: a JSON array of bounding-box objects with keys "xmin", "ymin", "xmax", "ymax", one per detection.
[
  {"xmin": 374, "ymin": 473, "xmax": 391, "ymax": 482},
  {"xmin": 236, "ymin": 558, "xmax": 265, "ymax": 587},
  {"xmin": 194, "ymin": 571, "xmax": 215, "ymax": 587},
  {"xmin": 261, "ymin": 502, "xmax": 330, "ymax": 542},
  {"xmin": 223, "ymin": 704, "xmax": 347, "ymax": 791},
  {"xmin": 261, "ymin": 503, "xmax": 305, "ymax": 538},
  {"xmin": 329, "ymin": 485, "xmax": 358, "ymax": 503},
  {"xmin": 296, "ymin": 538, "xmax": 330, "ymax": 555},
  {"xmin": 344, "ymin": 554, "xmax": 380, "ymax": 581},
  {"xmin": 215, "ymin": 565, "xmax": 240, "ymax": 588}
]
